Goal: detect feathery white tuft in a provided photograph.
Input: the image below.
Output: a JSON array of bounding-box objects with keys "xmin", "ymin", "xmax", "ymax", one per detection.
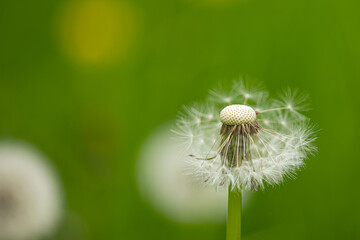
[{"xmin": 173, "ymin": 81, "xmax": 316, "ymax": 191}]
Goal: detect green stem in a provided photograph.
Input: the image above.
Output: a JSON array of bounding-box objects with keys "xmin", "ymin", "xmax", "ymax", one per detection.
[{"xmin": 226, "ymin": 186, "xmax": 242, "ymax": 240}]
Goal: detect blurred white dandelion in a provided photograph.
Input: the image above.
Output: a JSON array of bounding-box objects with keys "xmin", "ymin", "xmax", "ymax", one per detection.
[
  {"xmin": 137, "ymin": 124, "xmax": 252, "ymax": 223},
  {"xmin": 0, "ymin": 141, "xmax": 62, "ymax": 240},
  {"xmin": 173, "ymin": 81, "xmax": 316, "ymax": 191}
]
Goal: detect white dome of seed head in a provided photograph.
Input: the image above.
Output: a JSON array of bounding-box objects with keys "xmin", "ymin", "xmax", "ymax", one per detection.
[{"xmin": 220, "ymin": 105, "xmax": 256, "ymax": 125}]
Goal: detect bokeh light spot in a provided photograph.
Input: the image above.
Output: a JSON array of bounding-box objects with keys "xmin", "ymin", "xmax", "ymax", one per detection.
[
  {"xmin": 57, "ymin": 0, "xmax": 139, "ymax": 66},
  {"xmin": 137, "ymin": 123, "xmax": 252, "ymax": 223}
]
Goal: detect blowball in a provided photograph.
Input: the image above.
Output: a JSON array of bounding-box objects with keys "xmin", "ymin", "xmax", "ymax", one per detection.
[
  {"xmin": 0, "ymin": 141, "xmax": 62, "ymax": 240},
  {"xmin": 173, "ymin": 80, "xmax": 317, "ymax": 191}
]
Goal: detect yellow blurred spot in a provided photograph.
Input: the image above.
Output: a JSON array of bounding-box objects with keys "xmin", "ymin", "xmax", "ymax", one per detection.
[{"xmin": 57, "ymin": 0, "xmax": 138, "ymax": 66}]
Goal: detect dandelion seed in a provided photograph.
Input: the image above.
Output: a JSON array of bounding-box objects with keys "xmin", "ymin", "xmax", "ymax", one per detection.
[{"xmin": 173, "ymin": 81, "xmax": 316, "ymax": 191}]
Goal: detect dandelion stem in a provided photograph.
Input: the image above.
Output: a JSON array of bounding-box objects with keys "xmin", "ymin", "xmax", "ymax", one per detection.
[{"xmin": 226, "ymin": 186, "xmax": 241, "ymax": 240}]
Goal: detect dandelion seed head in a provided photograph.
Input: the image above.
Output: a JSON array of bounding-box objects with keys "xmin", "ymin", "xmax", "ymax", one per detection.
[
  {"xmin": 174, "ymin": 80, "xmax": 316, "ymax": 191},
  {"xmin": 0, "ymin": 141, "xmax": 62, "ymax": 240}
]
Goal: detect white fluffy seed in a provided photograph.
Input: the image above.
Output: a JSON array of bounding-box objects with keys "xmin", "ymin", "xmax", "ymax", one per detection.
[{"xmin": 220, "ymin": 105, "xmax": 256, "ymax": 125}]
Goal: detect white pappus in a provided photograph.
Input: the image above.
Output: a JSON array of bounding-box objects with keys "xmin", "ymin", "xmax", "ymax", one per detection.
[{"xmin": 173, "ymin": 81, "xmax": 316, "ymax": 191}]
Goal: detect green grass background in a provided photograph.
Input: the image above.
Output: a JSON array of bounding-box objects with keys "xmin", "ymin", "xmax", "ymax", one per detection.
[{"xmin": 0, "ymin": 0, "xmax": 359, "ymax": 239}]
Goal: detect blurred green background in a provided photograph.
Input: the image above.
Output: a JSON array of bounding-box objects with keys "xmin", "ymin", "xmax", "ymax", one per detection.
[{"xmin": 0, "ymin": 0, "xmax": 359, "ymax": 239}]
